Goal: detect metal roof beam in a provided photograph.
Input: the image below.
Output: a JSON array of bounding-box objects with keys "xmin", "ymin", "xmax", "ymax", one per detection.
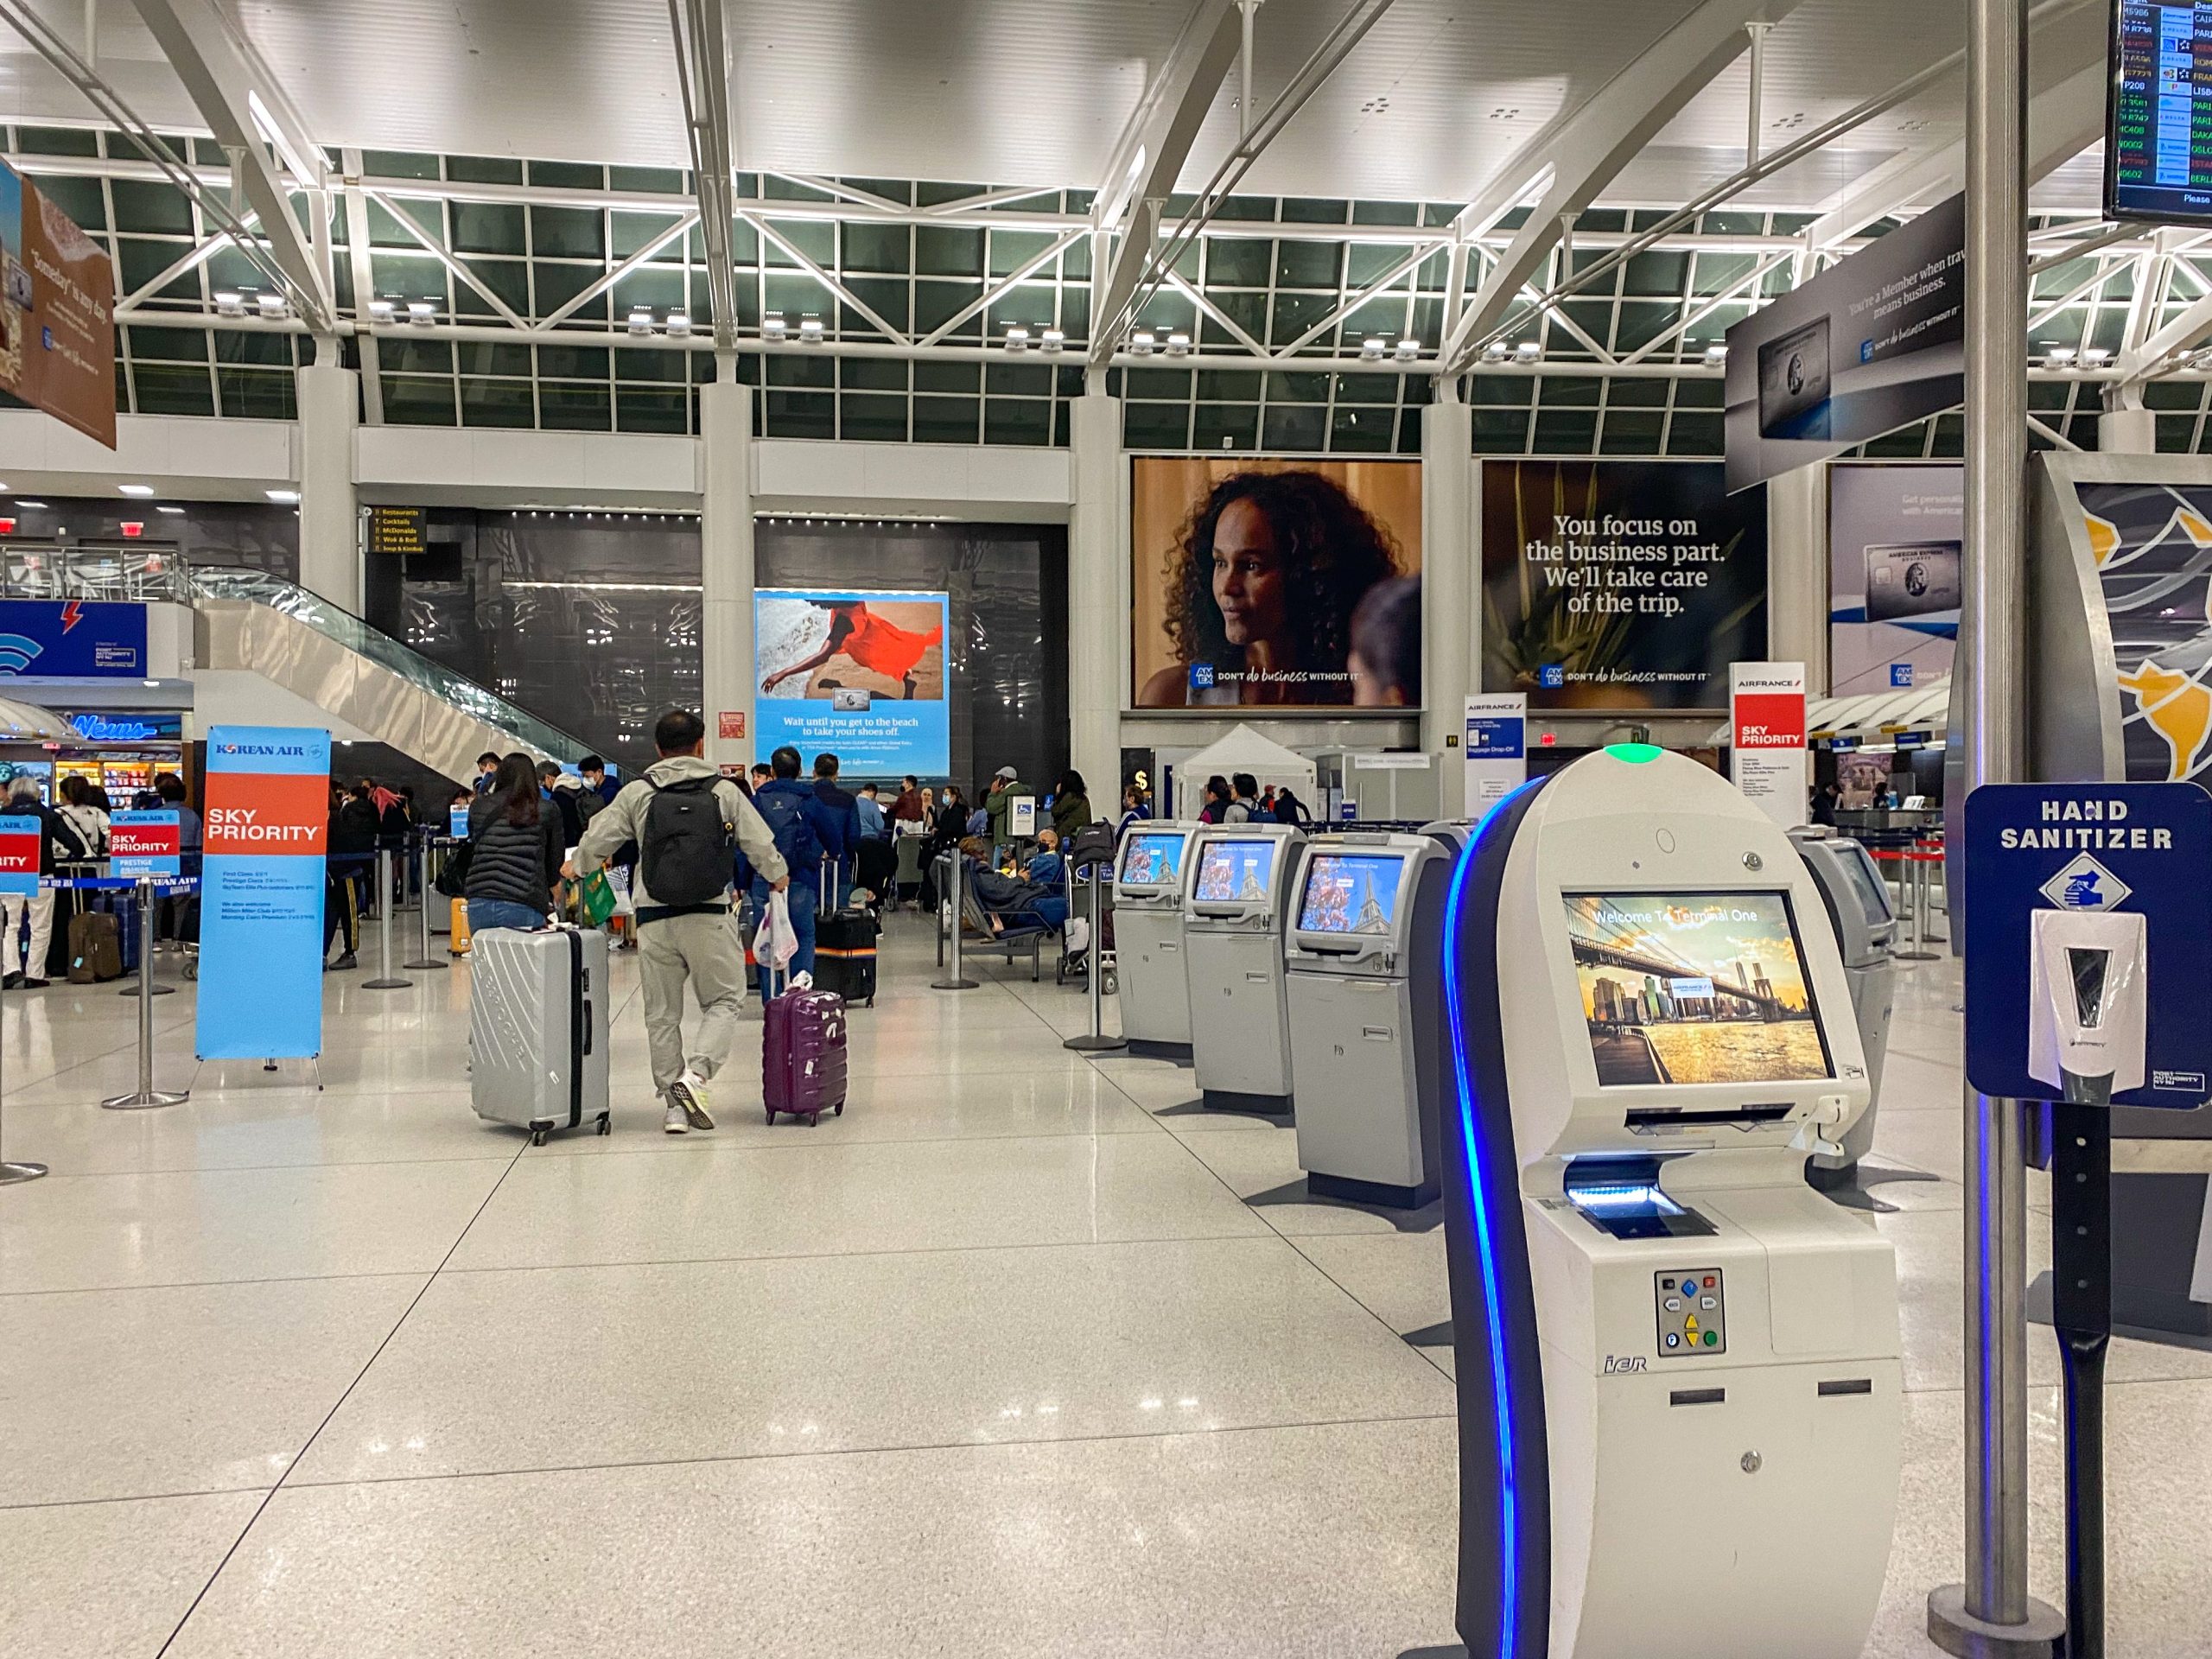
[
  {"xmin": 1439, "ymin": 0, "xmax": 1807, "ymax": 377},
  {"xmin": 668, "ymin": 0, "xmax": 740, "ymax": 355},
  {"xmin": 1087, "ymin": 0, "xmax": 1245, "ymax": 365},
  {"xmin": 124, "ymin": 0, "xmax": 334, "ymax": 330},
  {"xmin": 1803, "ymin": 58, "xmax": 2106, "ymax": 249}
]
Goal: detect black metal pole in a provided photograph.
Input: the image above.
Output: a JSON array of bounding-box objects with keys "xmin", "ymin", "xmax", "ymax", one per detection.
[{"xmin": 2050, "ymin": 1091, "xmax": 2111, "ymax": 1659}]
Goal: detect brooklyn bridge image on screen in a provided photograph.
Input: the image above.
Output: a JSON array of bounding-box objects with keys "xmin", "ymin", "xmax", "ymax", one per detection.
[{"xmin": 1562, "ymin": 891, "xmax": 1831, "ymax": 1086}]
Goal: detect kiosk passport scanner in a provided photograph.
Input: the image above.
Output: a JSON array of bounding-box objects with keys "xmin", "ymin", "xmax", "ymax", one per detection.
[
  {"xmin": 1434, "ymin": 747, "xmax": 1900, "ymax": 1659},
  {"xmin": 1284, "ymin": 829, "xmax": 1455, "ymax": 1206},
  {"xmin": 1183, "ymin": 823, "xmax": 1305, "ymax": 1113},
  {"xmin": 1788, "ymin": 826, "xmax": 1900, "ymax": 1190},
  {"xmin": 1114, "ymin": 823, "xmax": 1198, "ymax": 1059}
]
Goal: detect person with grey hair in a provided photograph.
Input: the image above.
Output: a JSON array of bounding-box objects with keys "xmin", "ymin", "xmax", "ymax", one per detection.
[{"xmin": 2, "ymin": 775, "xmax": 86, "ymax": 988}]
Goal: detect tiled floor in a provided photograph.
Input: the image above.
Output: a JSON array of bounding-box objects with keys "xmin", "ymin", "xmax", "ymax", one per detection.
[{"xmin": 4, "ymin": 916, "xmax": 2210, "ymax": 1656}]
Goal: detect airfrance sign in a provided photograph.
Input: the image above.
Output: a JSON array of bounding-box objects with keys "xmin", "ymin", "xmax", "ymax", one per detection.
[{"xmin": 1962, "ymin": 783, "xmax": 2212, "ymax": 1107}]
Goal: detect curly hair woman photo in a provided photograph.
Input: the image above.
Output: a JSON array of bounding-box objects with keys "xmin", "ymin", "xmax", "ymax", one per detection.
[{"xmin": 1137, "ymin": 467, "xmax": 1405, "ymax": 708}]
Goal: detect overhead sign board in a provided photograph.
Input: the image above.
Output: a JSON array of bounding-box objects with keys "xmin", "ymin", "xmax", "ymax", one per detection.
[
  {"xmin": 0, "ymin": 159, "xmax": 118, "ymax": 448},
  {"xmin": 1725, "ymin": 194, "xmax": 1965, "ymax": 492},
  {"xmin": 0, "ymin": 600, "xmax": 148, "ymax": 677},
  {"xmin": 1962, "ymin": 782, "xmax": 2212, "ymax": 1107},
  {"xmin": 367, "ymin": 505, "xmax": 427, "ymax": 559}
]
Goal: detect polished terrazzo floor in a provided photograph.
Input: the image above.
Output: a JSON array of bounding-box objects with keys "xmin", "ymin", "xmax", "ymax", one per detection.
[{"xmin": 4, "ymin": 914, "xmax": 2210, "ymax": 1656}]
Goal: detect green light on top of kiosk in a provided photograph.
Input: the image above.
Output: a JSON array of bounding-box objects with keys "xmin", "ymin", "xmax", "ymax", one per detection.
[{"xmin": 1605, "ymin": 742, "xmax": 1664, "ymax": 765}]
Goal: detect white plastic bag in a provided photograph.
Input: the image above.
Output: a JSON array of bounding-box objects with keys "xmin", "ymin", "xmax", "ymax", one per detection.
[{"xmin": 753, "ymin": 887, "xmax": 800, "ymax": 971}]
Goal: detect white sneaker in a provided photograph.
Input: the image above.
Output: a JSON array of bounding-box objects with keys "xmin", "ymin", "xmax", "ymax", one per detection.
[
  {"xmin": 668, "ymin": 1071, "xmax": 715, "ymax": 1131},
  {"xmin": 663, "ymin": 1101, "xmax": 689, "ymax": 1135}
]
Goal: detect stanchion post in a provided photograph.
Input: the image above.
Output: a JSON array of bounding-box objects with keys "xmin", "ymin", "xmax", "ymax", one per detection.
[
  {"xmin": 1065, "ymin": 857, "xmax": 1124, "ymax": 1053},
  {"xmin": 117, "ymin": 873, "xmax": 176, "ymax": 996},
  {"xmin": 931, "ymin": 850, "xmax": 976, "ymax": 991},
  {"xmin": 0, "ymin": 969, "xmax": 45, "ymax": 1182},
  {"xmin": 404, "ymin": 837, "xmax": 448, "ymax": 972},
  {"xmin": 363, "ymin": 847, "xmax": 412, "ymax": 990},
  {"xmin": 102, "ymin": 875, "xmax": 188, "ymax": 1110}
]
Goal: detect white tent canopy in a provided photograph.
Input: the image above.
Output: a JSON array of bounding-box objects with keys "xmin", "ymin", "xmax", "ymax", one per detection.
[{"xmin": 1170, "ymin": 724, "xmax": 1319, "ymax": 820}]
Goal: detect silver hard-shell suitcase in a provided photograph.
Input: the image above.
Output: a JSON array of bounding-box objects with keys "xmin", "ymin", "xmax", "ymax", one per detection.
[{"xmin": 470, "ymin": 925, "xmax": 612, "ymax": 1143}]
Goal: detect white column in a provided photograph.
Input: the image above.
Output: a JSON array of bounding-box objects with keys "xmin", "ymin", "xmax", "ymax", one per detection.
[
  {"xmin": 2099, "ymin": 404, "xmax": 2157, "ymax": 454},
  {"xmin": 1067, "ymin": 386, "xmax": 1122, "ymax": 803},
  {"xmin": 1421, "ymin": 392, "xmax": 1476, "ymax": 816},
  {"xmin": 699, "ymin": 367, "xmax": 756, "ymax": 770},
  {"xmin": 295, "ymin": 359, "xmax": 359, "ymax": 612},
  {"xmin": 1765, "ymin": 461, "xmax": 1829, "ymax": 692}
]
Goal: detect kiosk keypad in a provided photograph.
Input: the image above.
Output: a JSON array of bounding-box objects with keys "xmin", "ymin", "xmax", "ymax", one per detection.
[{"xmin": 1653, "ymin": 1269, "xmax": 1726, "ymax": 1357}]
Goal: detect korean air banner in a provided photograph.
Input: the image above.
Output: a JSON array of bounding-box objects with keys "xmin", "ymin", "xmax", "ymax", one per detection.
[{"xmin": 195, "ymin": 726, "xmax": 329, "ymax": 1061}]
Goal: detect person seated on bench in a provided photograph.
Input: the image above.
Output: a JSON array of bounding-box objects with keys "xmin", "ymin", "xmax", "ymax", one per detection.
[
  {"xmin": 960, "ymin": 836, "xmax": 1067, "ymax": 933},
  {"xmin": 1025, "ymin": 827, "xmax": 1065, "ymax": 887}
]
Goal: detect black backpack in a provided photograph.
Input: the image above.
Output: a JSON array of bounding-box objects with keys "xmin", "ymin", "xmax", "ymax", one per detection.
[{"xmin": 642, "ymin": 778, "xmax": 734, "ymax": 906}]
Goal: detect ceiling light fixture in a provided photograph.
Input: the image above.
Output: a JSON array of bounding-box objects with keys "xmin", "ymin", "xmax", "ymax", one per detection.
[
  {"xmin": 1129, "ymin": 330, "xmax": 1155, "ymax": 356},
  {"xmin": 762, "ymin": 311, "xmax": 787, "ymax": 341},
  {"xmin": 1514, "ymin": 340, "xmax": 1541, "ymax": 363},
  {"xmin": 367, "ymin": 298, "xmax": 396, "ymax": 323},
  {"xmin": 156, "ymin": 505, "xmax": 184, "ymax": 514},
  {"xmin": 257, "ymin": 292, "xmax": 288, "ymax": 320},
  {"xmin": 213, "ymin": 291, "xmax": 246, "ymax": 318},
  {"xmin": 266, "ymin": 488, "xmax": 301, "ymax": 504},
  {"xmin": 1704, "ymin": 343, "xmax": 1728, "ymax": 364},
  {"xmin": 1165, "ymin": 331, "xmax": 1191, "ymax": 357},
  {"xmin": 407, "ymin": 300, "xmax": 435, "ymax": 325},
  {"xmin": 627, "ymin": 307, "xmax": 655, "ymax": 336},
  {"xmin": 118, "ymin": 484, "xmax": 155, "ymax": 497},
  {"xmin": 2082, "ymin": 346, "xmax": 2112, "ymax": 365},
  {"xmin": 2046, "ymin": 344, "xmax": 2078, "ymax": 364},
  {"xmin": 1040, "ymin": 327, "xmax": 1065, "ymax": 354},
  {"xmin": 15, "ymin": 500, "xmax": 48, "ymax": 509},
  {"xmin": 1004, "ymin": 325, "xmax": 1031, "ymax": 353},
  {"xmin": 798, "ymin": 316, "xmax": 825, "ymax": 344},
  {"xmin": 1395, "ymin": 337, "xmax": 1419, "ymax": 362},
  {"xmin": 665, "ymin": 310, "xmax": 692, "ymax": 338},
  {"xmin": 1481, "ymin": 340, "xmax": 1510, "ymax": 364},
  {"xmin": 1360, "ymin": 336, "xmax": 1387, "ymax": 361}
]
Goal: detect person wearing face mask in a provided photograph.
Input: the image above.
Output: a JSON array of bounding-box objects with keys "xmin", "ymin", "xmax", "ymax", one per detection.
[{"xmin": 1138, "ymin": 467, "xmax": 1402, "ymax": 708}]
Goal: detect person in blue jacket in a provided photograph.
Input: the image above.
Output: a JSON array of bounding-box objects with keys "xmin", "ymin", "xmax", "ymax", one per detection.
[{"xmin": 749, "ymin": 746, "xmax": 847, "ymax": 988}]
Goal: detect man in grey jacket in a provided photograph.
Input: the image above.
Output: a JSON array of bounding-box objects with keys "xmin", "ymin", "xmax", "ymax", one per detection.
[{"xmin": 568, "ymin": 709, "xmax": 789, "ymax": 1135}]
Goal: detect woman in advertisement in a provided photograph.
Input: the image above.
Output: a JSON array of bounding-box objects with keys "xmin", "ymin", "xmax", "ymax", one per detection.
[
  {"xmin": 761, "ymin": 599, "xmax": 943, "ymax": 702},
  {"xmin": 1138, "ymin": 470, "xmax": 1403, "ymax": 708}
]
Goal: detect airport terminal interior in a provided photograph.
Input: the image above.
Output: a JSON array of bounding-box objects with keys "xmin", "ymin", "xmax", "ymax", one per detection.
[{"xmin": 7, "ymin": 1, "xmax": 2212, "ymax": 1656}]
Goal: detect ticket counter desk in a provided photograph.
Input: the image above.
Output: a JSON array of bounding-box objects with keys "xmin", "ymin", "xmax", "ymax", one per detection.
[
  {"xmin": 1182, "ymin": 823, "xmax": 1305, "ymax": 1115},
  {"xmin": 1111, "ymin": 823, "xmax": 1197, "ymax": 1061},
  {"xmin": 1284, "ymin": 829, "xmax": 1456, "ymax": 1207},
  {"xmin": 1433, "ymin": 747, "xmax": 1899, "ymax": 1659}
]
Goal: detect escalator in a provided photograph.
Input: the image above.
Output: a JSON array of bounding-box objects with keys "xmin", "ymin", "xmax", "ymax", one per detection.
[{"xmin": 0, "ymin": 547, "xmax": 589, "ymax": 783}]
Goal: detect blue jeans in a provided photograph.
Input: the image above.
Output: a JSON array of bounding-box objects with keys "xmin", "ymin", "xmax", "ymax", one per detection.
[
  {"xmin": 749, "ymin": 878, "xmax": 816, "ymax": 995},
  {"xmin": 468, "ymin": 899, "xmax": 550, "ymax": 933}
]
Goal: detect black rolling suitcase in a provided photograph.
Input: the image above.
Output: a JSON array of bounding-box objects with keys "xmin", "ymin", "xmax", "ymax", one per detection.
[{"xmin": 810, "ymin": 861, "xmax": 878, "ymax": 1007}]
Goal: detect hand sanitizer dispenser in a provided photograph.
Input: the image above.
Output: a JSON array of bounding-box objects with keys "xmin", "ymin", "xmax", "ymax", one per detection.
[{"xmin": 2028, "ymin": 910, "xmax": 2148, "ymax": 1103}]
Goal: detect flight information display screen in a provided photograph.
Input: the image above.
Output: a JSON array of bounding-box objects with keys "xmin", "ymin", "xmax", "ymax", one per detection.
[
  {"xmin": 1193, "ymin": 838, "xmax": 1275, "ymax": 905},
  {"xmin": 1298, "ymin": 853, "xmax": 1407, "ymax": 936},
  {"xmin": 1562, "ymin": 891, "xmax": 1834, "ymax": 1086},
  {"xmin": 1118, "ymin": 831, "xmax": 1186, "ymax": 888},
  {"xmin": 2109, "ymin": 1, "xmax": 2212, "ymax": 222}
]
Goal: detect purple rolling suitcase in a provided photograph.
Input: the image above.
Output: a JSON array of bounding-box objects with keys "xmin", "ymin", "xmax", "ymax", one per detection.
[{"xmin": 762, "ymin": 969, "xmax": 849, "ymax": 1125}]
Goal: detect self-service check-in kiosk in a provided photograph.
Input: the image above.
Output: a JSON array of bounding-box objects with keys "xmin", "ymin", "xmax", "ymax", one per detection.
[
  {"xmin": 1113, "ymin": 823, "xmax": 1197, "ymax": 1060},
  {"xmin": 1789, "ymin": 826, "xmax": 1901, "ymax": 1192},
  {"xmin": 1434, "ymin": 746, "xmax": 1899, "ymax": 1659},
  {"xmin": 1284, "ymin": 829, "xmax": 1455, "ymax": 1206},
  {"xmin": 1183, "ymin": 823, "xmax": 1305, "ymax": 1113}
]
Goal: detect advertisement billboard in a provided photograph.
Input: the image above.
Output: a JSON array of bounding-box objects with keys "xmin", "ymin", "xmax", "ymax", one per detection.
[
  {"xmin": 1129, "ymin": 458, "xmax": 1423, "ymax": 710},
  {"xmin": 0, "ymin": 600, "xmax": 147, "ymax": 677},
  {"xmin": 0, "ymin": 159, "xmax": 118, "ymax": 448},
  {"xmin": 1724, "ymin": 192, "xmax": 1964, "ymax": 493},
  {"xmin": 1829, "ymin": 463, "xmax": 1961, "ymax": 696},
  {"xmin": 1480, "ymin": 461, "xmax": 1767, "ymax": 711},
  {"xmin": 753, "ymin": 588, "xmax": 949, "ymax": 777}
]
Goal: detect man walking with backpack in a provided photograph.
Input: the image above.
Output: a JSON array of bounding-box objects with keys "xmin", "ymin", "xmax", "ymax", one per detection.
[{"xmin": 568, "ymin": 709, "xmax": 789, "ymax": 1134}]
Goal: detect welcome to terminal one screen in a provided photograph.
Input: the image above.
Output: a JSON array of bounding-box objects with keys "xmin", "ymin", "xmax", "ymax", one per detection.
[{"xmin": 1560, "ymin": 891, "xmax": 1834, "ymax": 1086}]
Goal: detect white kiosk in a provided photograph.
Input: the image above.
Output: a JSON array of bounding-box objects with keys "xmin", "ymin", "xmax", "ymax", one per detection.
[
  {"xmin": 1434, "ymin": 746, "xmax": 1899, "ymax": 1659},
  {"xmin": 1182, "ymin": 822, "xmax": 1305, "ymax": 1114},
  {"xmin": 1284, "ymin": 828, "xmax": 1456, "ymax": 1206},
  {"xmin": 1789, "ymin": 826, "xmax": 1904, "ymax": 1197},
  {"xmin": 1113, "ymin": 823, "xmax": 1198, "ymax": 1061}
]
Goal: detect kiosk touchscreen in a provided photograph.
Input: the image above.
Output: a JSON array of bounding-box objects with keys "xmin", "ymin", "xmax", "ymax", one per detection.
[
  {"xmin": 1113, "ymin": 824, "xmax": 1197, "ymax": 1058},
  {"xmin": 1285, "ymin": 830, "xmax": 1456, "ymax": 1206},
  {"xmin": 1433, "ymin": 747, "xmax": 1899, "ymax": 1659},
  {"xmin": 1182, "ymin": 823, "xmax": 1304, "ymax": 1113},
  {"xmin": 1789, "ymin": 826, "xmax": 1901, "ymax": 1192}
]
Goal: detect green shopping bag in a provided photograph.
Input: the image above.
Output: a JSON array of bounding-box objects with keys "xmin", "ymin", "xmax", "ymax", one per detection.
[{"xmin": 577, "ymin": 868, "xmax": 619, "ymax": 927}]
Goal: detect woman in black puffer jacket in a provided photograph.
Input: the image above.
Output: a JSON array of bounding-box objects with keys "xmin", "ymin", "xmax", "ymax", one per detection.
[{"xmin": 464, "ymin": 752, "xmax": 563, "ymax": 932}]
